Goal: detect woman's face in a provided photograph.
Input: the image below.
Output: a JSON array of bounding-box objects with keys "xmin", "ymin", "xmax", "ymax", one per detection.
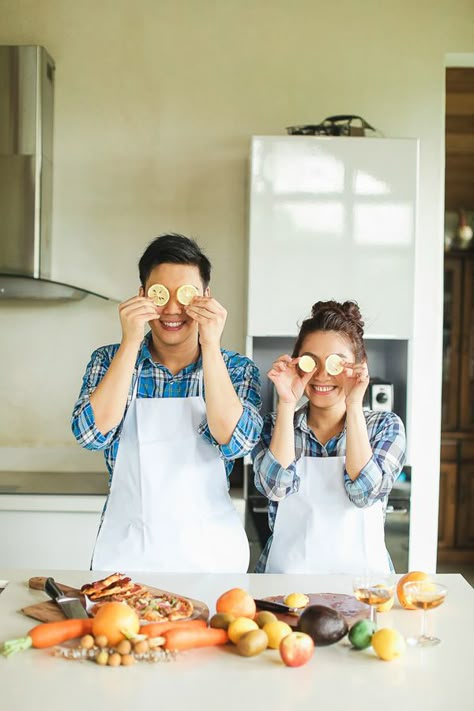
[{"xmin": 299, "ymin": 330, "xmax": 356, "ymax": 410}]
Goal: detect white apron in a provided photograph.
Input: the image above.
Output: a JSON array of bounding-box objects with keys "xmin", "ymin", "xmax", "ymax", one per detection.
[
  {"xmin": 92, "ymin": 366, "xmax": 249, "ymax": 573},
  {"xmin": 265, "ymin": 455, "xmax": 390, "ymax": 574}
]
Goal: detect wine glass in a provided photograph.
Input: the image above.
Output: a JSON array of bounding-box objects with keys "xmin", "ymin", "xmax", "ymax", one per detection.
[
  {"xmin": 403, "ymin": 581, "xmax": 448, "ymax": 647},
  {"xmin": 352, "ymin": 574, "xmax": 395, "ymax": 626}
]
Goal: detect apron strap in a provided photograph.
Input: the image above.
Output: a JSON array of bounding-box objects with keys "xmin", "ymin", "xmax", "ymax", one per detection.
[{"xmin": 131, "ymin": 361, "xmax": 144, "ymax": 401}]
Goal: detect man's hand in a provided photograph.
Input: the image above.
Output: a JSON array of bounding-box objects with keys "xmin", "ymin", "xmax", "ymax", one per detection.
[
  {"xmin": 268, "ymin": 355, "xmax": 314, "ymax": 407},
  {"xmin": 185, "ymin": 296, "xmax": 227, "ymax": 348},
  {"xmin": 119, "ymin": 295, "xmax": 160, "ymax": 348}
]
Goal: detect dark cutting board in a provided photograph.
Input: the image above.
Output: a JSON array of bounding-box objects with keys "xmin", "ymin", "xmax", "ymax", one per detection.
[
  {"xmin": 257, "ymin": 593, "xmax": 370, "ymax": 628},
  {"xmin": 22, "ymin": 577, "xmax": 209, "ymax": 624}
]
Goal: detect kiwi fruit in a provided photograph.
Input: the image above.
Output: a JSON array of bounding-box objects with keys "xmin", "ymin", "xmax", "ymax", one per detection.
[
  {"xmin": 236, "ymin": 629, "xmax": 268, "ymax": 657},
  {"xmin": 255, "ymin": 610, "xmax": 278, "ymax": 628}
]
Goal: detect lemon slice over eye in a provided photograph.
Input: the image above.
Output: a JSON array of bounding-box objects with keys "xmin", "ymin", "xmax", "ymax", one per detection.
[
  {"xmin": 325, "ymin": 353, "xmax": 344, "ymax": 376},
  {"xmin": 298, "ymin": 355, "xmax": 316, "ymax": 373},
  {"xmin": 147, "ymin": 283, "xmax": 170, "ymax": 306},
  {"xmin": 177, "ymin": 284, "xmax": 199, "ymax": 305}
]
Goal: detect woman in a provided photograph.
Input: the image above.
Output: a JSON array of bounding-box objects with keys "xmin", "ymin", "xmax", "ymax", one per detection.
[{"xmin": 252, "ymin": 300, "xmax": 406, "ymax": 574}]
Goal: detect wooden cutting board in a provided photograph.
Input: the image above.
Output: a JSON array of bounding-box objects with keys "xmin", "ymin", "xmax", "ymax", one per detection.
[
  {"xmin": 22, "ymin": 577, "xmax": 209, "ymax": 624},
  {"xmin": 257, "ymin": 593, "xmax": 370, "ymax": 628}
]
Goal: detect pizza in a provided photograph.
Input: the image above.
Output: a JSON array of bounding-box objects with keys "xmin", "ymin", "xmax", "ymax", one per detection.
[{"xmin": 81, "ymin": 573, "xmax": 194, "ymax": 622}]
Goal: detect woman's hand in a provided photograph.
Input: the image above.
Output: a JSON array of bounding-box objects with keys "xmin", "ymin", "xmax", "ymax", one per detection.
[
  {"xmin": 341, "ymin": 360, "xmax": 370, "ymax": 408},
  {"xmin": 268, "ymin": 355, "xmax": 314, "ymax": 407}
]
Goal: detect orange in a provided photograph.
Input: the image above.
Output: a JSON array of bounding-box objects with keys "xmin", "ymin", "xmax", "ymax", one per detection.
[
  {"xmin": 262, "ymin": 620, "xmax": 293, "ymax": 649},
  {"xmin": 91, "ymin": 602, "xmax": 140, "ymax": 646},
  {"xmin": 216, "ymin": 588, "xmax": 256, "ymax": 619},
  {"xmin": 397, "ymin": 571, "xmax": 431, "ymax": 609}
]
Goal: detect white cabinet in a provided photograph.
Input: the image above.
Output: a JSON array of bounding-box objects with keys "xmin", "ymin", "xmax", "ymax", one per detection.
[
  {"xmin": 247, "ymin": 136, "xmax": 419, "ymax": 339},
  {"xmin": 0, "ymin": 495, "xmax": 105, "ymax": 569}
]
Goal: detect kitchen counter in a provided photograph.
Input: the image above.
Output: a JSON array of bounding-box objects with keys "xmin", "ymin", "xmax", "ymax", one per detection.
[
  {"xmin": 0, "ymin": 570, "xmax": 472, "ymax": 710},
  {"xmin": 0, "ymin": 470, "xmax": 109, "ymax": 495}
]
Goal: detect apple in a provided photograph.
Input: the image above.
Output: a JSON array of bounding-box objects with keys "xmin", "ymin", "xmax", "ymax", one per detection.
[{"xmin": 279, "ymin": 631, "xmax": 314, "ymax": 667}]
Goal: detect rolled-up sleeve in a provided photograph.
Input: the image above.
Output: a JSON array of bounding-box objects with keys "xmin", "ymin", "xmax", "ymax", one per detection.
[
  {"xmin": 344, "ymin": 412, "xmax": 406, "ymax": 507},
  {"xmin": 71, "ymin": 347, "xmax": 121, "ymax": 450},
  {"xmin": 252, "ymin": 414, "xmax": 299, "ymax": 501},
  {"xmin": 200, "ymin": 358, "xmax": 263, "ymax": 460}
]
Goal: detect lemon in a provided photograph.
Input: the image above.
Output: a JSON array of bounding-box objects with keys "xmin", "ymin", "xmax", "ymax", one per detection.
[
  {"xmin": 262, "ymin": 620, "xmax": 293, "ymax": 649},
  {"xmin": 284, "ymin": 592, "xmax": 310, "ymax": 609},
  {"xmin": 227, "ymin": 617, "xmax": 259, "ymax": 645},
  {"xmin": 298, "ymin": 355, "xmax": 316, "ymax": 373},
  {"xmin": 371, "ymin": 628, "xmax": 406, "ymax": 661},
  {"xmin": 147, "ymin": 283, "xmax": 170, "ymax": 306},
  {"xmin": 177, "ymin": 284, "xmax": 198, "ymax": 305},
  {"xmin": 325, "ymin": 353, "xmax": 344, "ymax": 375},
  {"xmin": 374, "ymin": 584, "xmax": 395, "ymax": 613}
]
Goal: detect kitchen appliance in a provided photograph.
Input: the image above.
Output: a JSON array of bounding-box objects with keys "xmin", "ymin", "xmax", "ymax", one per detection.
[
  {"xmin": 364, "ymin": 378, "xmax": 395, "ymax": 412},
  {"xmin": 0, "ymin": 45, "xmax": 109, "ymax": 301}
]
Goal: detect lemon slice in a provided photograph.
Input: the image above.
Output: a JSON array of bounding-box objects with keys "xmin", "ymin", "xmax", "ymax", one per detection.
[
  {"xmin": 176, "ymin": 284, "xmax": 199, "ymax": 305},
  {"xmin": 298, "ymin": 355, "xmax": 316, "ymax": 373},
  {"xmin": 147, "ymin": 283, "xmax": 170, "ymax": 306},
  {"xmin": 325, "ymin": 353, "xmax": 344, "ymax": 376},
  {"xmin": 284, "ymin": 592, "xmax": 310, "ymax": 609}
]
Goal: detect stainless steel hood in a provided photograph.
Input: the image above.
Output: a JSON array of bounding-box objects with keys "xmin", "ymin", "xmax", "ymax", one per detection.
[{"xmin": 0, "ymin": 45, "xmax": 109, "ymax": 302}]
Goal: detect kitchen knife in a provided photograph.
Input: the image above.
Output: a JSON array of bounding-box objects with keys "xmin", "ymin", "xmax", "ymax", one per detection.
[
  {"xmin": 44, "ymin": 577, "xmax": 89, "ymax": 619},
  {"xmin": 254, "ymin": 598, "xmax": 301, "ymax": 615}
]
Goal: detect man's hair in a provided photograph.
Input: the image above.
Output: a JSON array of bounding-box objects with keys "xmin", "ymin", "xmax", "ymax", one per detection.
[{"xmin": 138, "ymin": 233, "xmax": 212, "ymax": 288}]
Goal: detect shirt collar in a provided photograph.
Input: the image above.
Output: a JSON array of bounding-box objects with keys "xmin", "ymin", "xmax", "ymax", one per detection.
[
  {"xmin": 296, "ymin": 403, "xmax": 347, "ymax": 445},
  {"xmin": 138, "ymin": 332, "xmax": 203, "ymax": 374}
]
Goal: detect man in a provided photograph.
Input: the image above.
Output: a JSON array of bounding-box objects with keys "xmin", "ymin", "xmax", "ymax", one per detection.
[{"xmin": 72, "ymin": 234, "xmax": 262, "ymax": 572}]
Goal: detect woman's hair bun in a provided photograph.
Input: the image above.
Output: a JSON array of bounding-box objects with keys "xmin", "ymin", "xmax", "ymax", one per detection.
[
  {"xmin": 294, "ymin": 299, "xmax": 366, "ymax": 361},
  {"xmin": 310, "ymin": 299, "xmax": 363, "ymax": 333}
]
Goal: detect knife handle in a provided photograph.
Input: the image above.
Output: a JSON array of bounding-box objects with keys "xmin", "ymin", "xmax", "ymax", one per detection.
[
  {"xmin": 45, "ymin": 577, "xmax": 63, "ymax": 601},
  {"xmin": 254, "ymin": 598, "xmax": 294, "ymax": 614}
]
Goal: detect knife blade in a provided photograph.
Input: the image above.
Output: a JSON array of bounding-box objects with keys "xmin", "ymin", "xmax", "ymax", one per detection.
[
  {"xmin": 44, "ymin": 577, "xmax": 89, "ymax": 619},
  {"xmin": 254, "ymin": 598, "xmax": 301, "ymax": 615}
]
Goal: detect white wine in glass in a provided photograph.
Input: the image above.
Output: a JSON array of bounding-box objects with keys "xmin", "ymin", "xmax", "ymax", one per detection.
[
  {"xmin": 352, "ymin": 576, "xmax": 395, "ymax": 625},
  {"xmin": 403, "ymin": 581, "xmax": 447, "ymax": 646}
]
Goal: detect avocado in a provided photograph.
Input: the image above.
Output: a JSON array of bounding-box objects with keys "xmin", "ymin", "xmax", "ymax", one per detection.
[{"xmin": 297, "ymin": 605, "xmax": 348, "ymax": 646}]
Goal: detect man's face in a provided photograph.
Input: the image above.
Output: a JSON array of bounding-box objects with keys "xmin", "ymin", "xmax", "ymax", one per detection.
[{"xmin": 141, "ymin": 262, "xmax": 208, "ymax": 349}]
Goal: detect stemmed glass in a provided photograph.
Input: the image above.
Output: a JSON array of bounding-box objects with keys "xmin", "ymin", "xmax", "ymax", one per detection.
[
  {"xmin": 352, "ymin": 574, "xmax": 395, "ymax": 626},
  {"xmin": 403, "ymin": 581, "xmax": 448, "ymax": 646}
]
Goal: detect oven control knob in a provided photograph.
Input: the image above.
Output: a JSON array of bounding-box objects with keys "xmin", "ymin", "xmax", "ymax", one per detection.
[{"xmin": 376, "ymin": 392, "xmax": 388, "ymax": 403}]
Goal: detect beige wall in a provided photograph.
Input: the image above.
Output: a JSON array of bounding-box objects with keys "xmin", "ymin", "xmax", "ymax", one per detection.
[{"xmin": 0, "ymin": 0, "xmax": 473, "ymax": 565}]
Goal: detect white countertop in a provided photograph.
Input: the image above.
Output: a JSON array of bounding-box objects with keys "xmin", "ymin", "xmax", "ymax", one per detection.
[{"xmin": 0, "ymin": 570, "xmax": 473, "ymax": 711}]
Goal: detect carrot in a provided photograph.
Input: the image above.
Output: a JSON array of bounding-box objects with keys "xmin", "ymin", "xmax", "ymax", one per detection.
[
  {"xmin": 2, "ymin": 618, "xmax": 93, "ymax": 657},
  {"xmin": 139, "ymin": 619, "xmax": 207, "ymax": 638},
  {"xmin": 162, "ymin": 626, "xmax": 228, "ymax": 651}
]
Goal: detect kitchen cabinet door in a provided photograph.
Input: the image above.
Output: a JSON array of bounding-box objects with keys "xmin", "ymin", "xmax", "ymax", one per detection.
[
  {"xmin": 460, "ymin": 259, "xmax": 474, "ymax": 430},
  {"xmin": 247, "ymin": 136, "xmax": 418, "ymax": 339},
  {"xmin": 442, "ymin": 258, "xmax": 462, "ymax": 431},
  {"xmin": 456, "ymin": 462, "xmax": 474, "ymax": 548},
  {"xmin": 437, "ymin": 461, "xmax": 458, "ymax": 548}
]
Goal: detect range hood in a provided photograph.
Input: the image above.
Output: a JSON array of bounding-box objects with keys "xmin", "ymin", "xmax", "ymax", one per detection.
[{"xmin": 0, "ymin": 45, "xmax": 109, "ymax": 302}]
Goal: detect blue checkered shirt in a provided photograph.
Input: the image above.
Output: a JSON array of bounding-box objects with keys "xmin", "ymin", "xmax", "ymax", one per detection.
[
  {"xmin": 251, "ymin": 406, "xmax": 406, "ymax": 572},
  {"xmin": 72, "ymin": 333, "xmax": 262, "ymax": 483}
]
